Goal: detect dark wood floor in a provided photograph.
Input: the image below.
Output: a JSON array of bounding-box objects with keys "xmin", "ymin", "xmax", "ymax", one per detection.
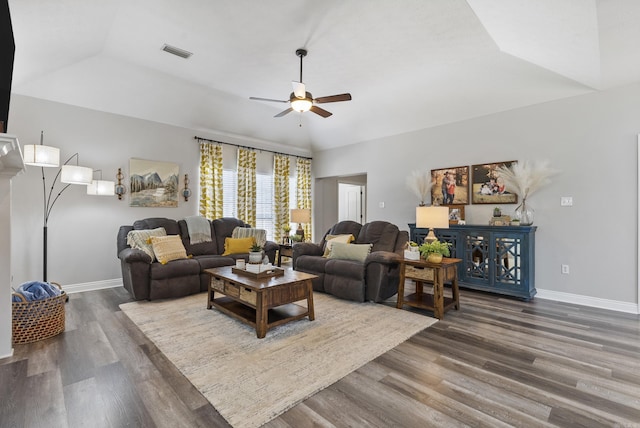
[{"xmin": 2, "ymin": 283, "xmax": 639, "ymax": 428}]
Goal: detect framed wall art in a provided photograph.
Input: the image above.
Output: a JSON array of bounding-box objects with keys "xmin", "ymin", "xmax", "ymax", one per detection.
[
  {"xmin": 129, "ymin": 158, "xmax": 179, "ymax": 207},
  {"xmin": 471, "ymin": 161, "xmax": 518, "ymax": 204},
  {"xmin": 448, "ymin": 205, "xmax": 465, "ymax": 224},
  {"xmin": 430, "ymin": 165, "xmax": 469, "ymax": 206}
]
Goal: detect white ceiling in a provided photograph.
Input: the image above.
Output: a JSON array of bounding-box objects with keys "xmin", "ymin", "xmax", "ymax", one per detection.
[{"xmin": 8, "ymin": 0, "xmax": 640, "ymax": 153}]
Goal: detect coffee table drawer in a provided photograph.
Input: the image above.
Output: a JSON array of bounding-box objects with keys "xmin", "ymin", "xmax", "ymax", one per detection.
[
  {"xmin": 211, "ymin": 278, "xmax": 225, "ymax": 293},
  {"xmin": 239, "ymin": 287, "xmax": 257, "ymax": 306},
  {"xmin": 224, "ymin": 281, "xmax": 240, "ymax": 298}
]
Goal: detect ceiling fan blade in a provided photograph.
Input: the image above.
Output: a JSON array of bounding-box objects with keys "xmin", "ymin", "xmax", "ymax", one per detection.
[
  {"xmin": 292, "ymin": 81, "xmax": 306, "ymax": 99},
  {"xmin": 314, "ymin": 93, "xmax": 352, "ymax": 104},
  {"xmin": 274, "ymin": 107, "xmax": 293, "ymax": 118},
  {"xmin": 249, "ymin": 96, "xmax": 288, "ymax": 103},
  {"xmin": 310, "ymin": 105, "xmax": 332, "ymax": 118}
]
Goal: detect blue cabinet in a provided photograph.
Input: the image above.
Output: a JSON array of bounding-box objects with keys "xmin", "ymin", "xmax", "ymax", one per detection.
[{"xmin": 408, "ymin": 224, "xmax": 536, "ymax": 300}]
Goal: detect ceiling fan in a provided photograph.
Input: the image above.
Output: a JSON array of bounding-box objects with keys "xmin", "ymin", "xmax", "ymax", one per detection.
[{"xmin": 250, "ymin": 48, "xmax": 352, "ymax": 118}]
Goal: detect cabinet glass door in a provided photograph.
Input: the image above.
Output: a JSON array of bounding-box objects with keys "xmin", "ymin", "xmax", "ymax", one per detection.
[{"xmin": 463, "ymin": 233, "xmax": 489, "ymax": 283}]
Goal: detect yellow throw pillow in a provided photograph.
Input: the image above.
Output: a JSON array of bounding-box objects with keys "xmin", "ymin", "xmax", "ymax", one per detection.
[
  {"xmin": 150, "ymin": 235, "xmax": 188, "ymax": 264},
  {"xmin": 322, "ymin": 234, "xmax": 355, "ymax": 257},
  {"xmin": 222, "ymin": 236, "xmax": 256, "ymax": 256}
]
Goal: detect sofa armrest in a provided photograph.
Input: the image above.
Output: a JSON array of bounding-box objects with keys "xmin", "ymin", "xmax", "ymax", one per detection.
[
  {"xmin": 119, "ymin": 247, "xmax": 152, "ymax": 264},
  {"xmin": 292, "ymin": 242, "xmax": 323, "ymax": 269},
  {"xmin": 293, "ymin": 242, "xmax": 323, "ymax": 258},
  {"xmin": 365, "ymin": 250, "xmax": 402, "ymax": 266}
]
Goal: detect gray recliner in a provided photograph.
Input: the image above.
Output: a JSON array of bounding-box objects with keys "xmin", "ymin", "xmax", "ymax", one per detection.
[{"xmin": 293, "ymin": 220, "xmax": 408, "ymax": 302}]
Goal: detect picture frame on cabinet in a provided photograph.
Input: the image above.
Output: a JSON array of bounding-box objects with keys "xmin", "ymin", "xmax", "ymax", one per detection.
[
  {"xmin": 471, "ymin": 161, "xmax": 518, "ymax": 204},
  {"xmin": 430, "ymin": 165, "xmax": 470, "ymax": 206},
  {"xmin": 448, "ymin": 205, "xmax": 465, "ymax": 224}
]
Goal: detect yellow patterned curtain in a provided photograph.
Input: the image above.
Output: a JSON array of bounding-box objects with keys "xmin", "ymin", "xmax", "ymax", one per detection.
[
  {"xmin": 273, "ymin": 154, "xmax": 290, "ymax": 242},
  {"xmin": 237, "ymin": 147, "xmax": 256, "ymax": 226},
  {"xmin": 296, "ymin": 158, "xmax": 312, "ymax": 239},
  {"xmin": 199, "ymin": 142, "xmax": 223, "ymax": 220}
]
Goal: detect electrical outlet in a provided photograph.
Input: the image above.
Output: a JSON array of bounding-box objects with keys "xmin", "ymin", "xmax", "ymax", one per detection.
[
  {"xmin": 561, "ymin": 196, "xmax": 573, "ymax": 206},
  {"xmin": 561, "ymin": 264, "xmax": 570, "ymax": 274}
]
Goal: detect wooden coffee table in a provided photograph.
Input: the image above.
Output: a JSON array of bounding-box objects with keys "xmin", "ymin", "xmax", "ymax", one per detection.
[{"xmin": 204, "ymin": 266, "xmax": 317, "ymax": 338}]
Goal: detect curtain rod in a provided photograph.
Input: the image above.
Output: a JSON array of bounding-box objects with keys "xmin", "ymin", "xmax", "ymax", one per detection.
[{"xmin": 194, "ymin": 136, "xmax": 312, "ymax": 160}]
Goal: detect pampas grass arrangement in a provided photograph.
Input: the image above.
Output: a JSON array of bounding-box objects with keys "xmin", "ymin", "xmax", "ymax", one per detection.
[
  {"xmin": 406, "ymin": 170, "xmax": 433, "ymax": 206},
  {"xmin": 497, "ymin": 160, "xmax": 558, "ymax": 225},
  {"xmin": 496, "ymin": 160, "xmax": 558, "ymax": 201}
]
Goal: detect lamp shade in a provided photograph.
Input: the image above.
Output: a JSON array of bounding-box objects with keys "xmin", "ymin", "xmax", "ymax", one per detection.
[
  {"xmin": 22, "ymin": 144, "xmax": 60, "ymax": 167},
  {"xmin": 416, "ymin": 206, "xmax": 449, "ymax": 229},
  {"xmin": 61, "ymin": 165, "xmax": 93, "ymax": 185},
  {"xmin": 291, "ymin": 208, "xmax": 311, "ymax": 224},
  {"xmin": 87, "ymin": 180, "xmax": 115, "ymax": 195}
]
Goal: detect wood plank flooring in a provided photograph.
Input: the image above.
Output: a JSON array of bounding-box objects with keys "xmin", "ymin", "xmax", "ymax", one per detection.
[{"xmin": 1, "ymin": 284, "xmax": 639, "ymax": 428}]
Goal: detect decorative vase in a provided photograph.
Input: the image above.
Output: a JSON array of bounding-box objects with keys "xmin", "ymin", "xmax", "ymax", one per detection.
[
  {"xmin": 514, "ymin": 199, "xmax": 534, "ymax": 225},
  {"xmin": 426, "ymin": 253, "xmax": 443, "ymax": 263},
  {"xmin": 249, "ymin": 251, "xmax": 263, "ymax": 263}
]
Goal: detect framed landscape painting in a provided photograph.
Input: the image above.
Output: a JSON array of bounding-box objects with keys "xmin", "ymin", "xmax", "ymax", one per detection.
[
  {"xmin": 430, "ymin": 165, "xmax": 469, "ymax": 206},
  {"xmin": 471, "ymin": 161, "xmax": 518, "ymax": 204},
  {"xmin": 130, "ymin": 158, "xmax": 179, "ymax": 207}
]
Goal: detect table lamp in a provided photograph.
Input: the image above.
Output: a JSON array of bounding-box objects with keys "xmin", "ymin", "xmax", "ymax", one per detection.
[
  {"xmin": 290, "ymin": 208, "xmax": 311, "ymax": 241},
  {"xmin": 416, "ymin": 206, "xmax": 449, "ymax": 243}
]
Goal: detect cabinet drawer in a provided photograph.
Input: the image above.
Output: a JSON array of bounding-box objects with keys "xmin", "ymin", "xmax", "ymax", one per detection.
[
  {"xmin": 239, "ymin": 287, "xmax": 257, "ymax": 306},
  {"xmin": 405, "ymin": 265, "xmax": 434, "ymax": 282}
]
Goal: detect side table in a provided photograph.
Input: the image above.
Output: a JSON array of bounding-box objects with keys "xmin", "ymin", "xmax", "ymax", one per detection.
[
  {"xmin": 397, "ymin": 257, "xmax": 462, "ymax": 319},
  {"xmin": 277, "ymin": 244, "xmax": 293, "ymax": 267}
]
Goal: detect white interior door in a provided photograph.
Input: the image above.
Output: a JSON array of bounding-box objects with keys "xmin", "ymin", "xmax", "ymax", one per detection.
[{"xmin": 339, "ymin": 183, "xmax": 365, "ymax": 224}]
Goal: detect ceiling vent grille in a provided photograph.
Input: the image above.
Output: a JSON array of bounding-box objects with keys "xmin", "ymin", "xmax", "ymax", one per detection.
[{"xmin": 161, "ymin": 44, "xmax": 193, "ymax": 59}]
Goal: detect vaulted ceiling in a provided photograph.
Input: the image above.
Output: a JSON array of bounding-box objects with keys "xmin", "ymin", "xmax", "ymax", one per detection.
[{"xmin": 8, "ymin": 0, "xmax": 640, "ymax": 152}]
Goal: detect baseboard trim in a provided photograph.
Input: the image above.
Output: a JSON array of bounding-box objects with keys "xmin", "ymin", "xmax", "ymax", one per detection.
[
  {"xmin": 63, "ymin": 278, "xmax": 123, "ymax": 294},
  {"xmin": 536, "ymin": 288, "xmax": 639, "ymax": 314}
]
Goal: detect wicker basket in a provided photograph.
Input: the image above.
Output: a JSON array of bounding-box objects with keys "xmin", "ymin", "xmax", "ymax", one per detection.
[{"xmin": 12, "ymin": 282, "xmax": 66, "ymax": 345}]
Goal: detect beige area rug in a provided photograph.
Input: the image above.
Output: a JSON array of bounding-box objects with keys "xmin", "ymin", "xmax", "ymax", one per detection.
[{"xmin": 120, "ymin": 292, "xmax": 436, "ymax": 428}]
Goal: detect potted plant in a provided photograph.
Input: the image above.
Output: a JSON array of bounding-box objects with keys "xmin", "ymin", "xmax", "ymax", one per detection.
[
  {"xmin": 418, "ymin": 240, "xmax": 452, "ymax": 263},
  {"xmin": 289, "ymin": 234, "xmax": 303, "ymax": 243},
  {"xmin": 282, "ymin": 225, "xmax": 292, "ymax": 244},
  {"xmin": 249, "ymin": 243, "xmax": 263, "ymax": 263},
  {"xmin": 493, "ymin": 207, "xmax": 502, "ymax": 217}
]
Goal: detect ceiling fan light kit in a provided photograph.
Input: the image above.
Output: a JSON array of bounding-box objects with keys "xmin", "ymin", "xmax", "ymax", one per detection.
[{"xmin": 250, "ymin": 48, "xmax": 352, "ymax": 118}]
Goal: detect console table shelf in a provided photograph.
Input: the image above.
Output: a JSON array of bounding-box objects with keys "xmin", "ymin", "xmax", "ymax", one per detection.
[{"xmin": 408, "ymin": 223, "xmax": 536, "ymax": 300}]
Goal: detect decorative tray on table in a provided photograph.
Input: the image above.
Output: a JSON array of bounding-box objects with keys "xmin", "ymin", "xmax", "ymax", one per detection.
[{"xmin": 231, "ymin": 266, "xmax": 285, "ymax": 279}]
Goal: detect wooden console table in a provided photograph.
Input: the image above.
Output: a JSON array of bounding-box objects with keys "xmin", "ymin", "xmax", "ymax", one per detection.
[{"xmin": 397, "ymin": 257, "xmax": 462, "ymax": 319}]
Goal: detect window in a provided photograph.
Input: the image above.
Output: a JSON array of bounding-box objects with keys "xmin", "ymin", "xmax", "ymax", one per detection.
[
  {"xmin": 255, "ymin": 173, "xmax": 274, "ymax": 241},
  {"xmin": 222, "ymin": 169, "xmax": 276, "ymax": 241}
]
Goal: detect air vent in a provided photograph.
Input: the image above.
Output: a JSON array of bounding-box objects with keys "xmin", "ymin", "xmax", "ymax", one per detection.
[{"xmin": 161, "ymin": 44, "xmax": 193, "ymax": 59}]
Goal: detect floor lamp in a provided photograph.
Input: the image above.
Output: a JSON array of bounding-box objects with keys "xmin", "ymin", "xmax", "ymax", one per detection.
[{"xmin": 23, "ymin": 132, "xmax": 94, "ymax": 282}]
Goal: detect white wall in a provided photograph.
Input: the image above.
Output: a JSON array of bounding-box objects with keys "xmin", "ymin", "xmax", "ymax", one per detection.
[
  {"xmin": 7, "ymin": 95, "xmax": 311, "ymax": 289},
  {"xmin": 313, "ymin": 83, "xmax": 640, "ymax": 308}
]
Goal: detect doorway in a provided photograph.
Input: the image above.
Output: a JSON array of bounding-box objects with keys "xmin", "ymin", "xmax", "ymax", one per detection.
[{"xmin": 339, "ymin": 182, "xmax": 366, "ymax": 224}]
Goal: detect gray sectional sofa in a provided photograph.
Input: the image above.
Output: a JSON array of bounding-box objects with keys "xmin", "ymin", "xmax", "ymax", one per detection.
[
  {"xmin": 117, "ymin": 217, "xmax": 278, "ymax": 300},
  {"xmin": 293, "ymin": 220, "xmax": 408, "ymax": 302}
]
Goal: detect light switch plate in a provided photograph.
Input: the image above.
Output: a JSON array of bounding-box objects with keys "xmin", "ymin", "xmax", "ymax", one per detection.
[{"xmin": 561, "ymin": 196, "xmax": 573, "ymax": 206}]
